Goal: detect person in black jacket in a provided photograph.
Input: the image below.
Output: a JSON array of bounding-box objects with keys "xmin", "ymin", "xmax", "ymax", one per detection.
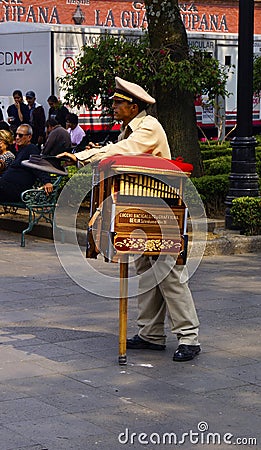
[
  {"xmin": 47, "ymin": 95, "xmax": 69, "ymax": 129},
  {"xmin": 0, "ymin": 124, "xmax": 53, "ymax": 202},
  {"xmin": 26, "ymin": 91, "xmax": 46, "ymax": 148},
  {"xmin": 7, "ymin": 90, "xmax": 30, "ymax": 134}
]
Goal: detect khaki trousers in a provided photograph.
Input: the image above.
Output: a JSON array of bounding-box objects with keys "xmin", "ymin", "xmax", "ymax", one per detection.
[{"xmin": 134, "ymin": 255, "xmax": 200, "ymax": 346}]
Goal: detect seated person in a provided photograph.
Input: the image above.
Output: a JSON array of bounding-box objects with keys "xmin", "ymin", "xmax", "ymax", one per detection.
[
  {"xmin": 0, "ymin": 124, "xmax": 53, "ymax": 202},
  {"xmin": 66, "ymin": 113, "xmax": 86, "ymax": 146},
  {"xmin": 0, "ymin": 130, "xmax": 15, "ymax": 175},
  {"xmin": 41, "ymin": 118, "xmax": 71, "ymax": 156}
]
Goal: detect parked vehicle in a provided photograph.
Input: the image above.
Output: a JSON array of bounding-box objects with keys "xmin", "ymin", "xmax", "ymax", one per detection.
[
  {"xmin": 188, "ymin": 32, "xmax": 261, "ymax": 138},
  {"xmin": 0, "ymin": 23, "xmax": 260, "ymax": 140},
  {"xmin": 0, "ymin": 22, "xmax": 139, "ymax": 141}
]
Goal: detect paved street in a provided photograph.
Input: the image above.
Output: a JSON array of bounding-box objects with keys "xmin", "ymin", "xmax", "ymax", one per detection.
[{"xmin": 0, "ymin": 229, "xmax": 260, "ymax": 450}]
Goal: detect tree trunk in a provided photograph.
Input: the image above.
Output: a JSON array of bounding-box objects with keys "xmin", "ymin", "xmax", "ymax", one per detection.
[{"xmin": 145, "ymin": 0, "xmax": 203, "ymax": 176}]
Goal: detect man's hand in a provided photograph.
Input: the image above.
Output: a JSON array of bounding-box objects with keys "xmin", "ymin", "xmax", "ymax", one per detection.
[
  {"xmin": 56, "ymin": 152, "xmax": 77, "ymax": 166},
  {"xmin": 87, "ymin": 142, "xmax": 102, "ymax": 149},
  {"xmin": 44, "ymin": 183, "xmax": 53, "ymax": 195}
]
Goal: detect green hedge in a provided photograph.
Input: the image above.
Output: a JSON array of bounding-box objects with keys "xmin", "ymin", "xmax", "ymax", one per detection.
[
  {"xmin": 191, "ymin": 174, "xmax": 229, "ymax": 217},
  {"xmin": 199, "ymin": 143, "xmax": 260, "ymax": 218},
  {"xmin": 203, "ymin": 155, "xmax": 232, "ymax": 175},
  {"xmin": 201, "ymin": 147, "xmax": 232, "ymax": 160},
  {"xmin": 231, "ymin": 197, "xmax": 261, "ymax": 235},
  {"xmin": 201, "ymin": 147, "xmax": 261, "ymax": 179},
  {"xmin": 58, "ymin": 165, "xmax": 93, "ymax": 204}
]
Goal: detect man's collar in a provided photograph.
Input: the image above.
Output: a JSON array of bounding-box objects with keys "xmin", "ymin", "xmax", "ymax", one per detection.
[{"xmin": 122, "ymin": 110, "xmax": 147, "ymax": 133}]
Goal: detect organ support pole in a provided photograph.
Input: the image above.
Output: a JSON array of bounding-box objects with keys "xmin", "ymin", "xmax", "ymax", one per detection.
[
  {"xmin": 225, "ymin": 0, "xmax": 259, "ymax": 229},
  {"xmin": 118, "ymin": 256, "xmax": 128, "ymax": 365}
]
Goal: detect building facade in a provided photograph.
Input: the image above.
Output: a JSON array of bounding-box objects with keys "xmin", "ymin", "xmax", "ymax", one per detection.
[{"xmin": 1, "ymin": 1, "xmax": 261, "ymax": 34}]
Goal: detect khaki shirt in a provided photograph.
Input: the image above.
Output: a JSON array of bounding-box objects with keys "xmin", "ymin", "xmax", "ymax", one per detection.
[{"xmin": 75, "ymin": 111, "xmax": 171, "ymax": 164}]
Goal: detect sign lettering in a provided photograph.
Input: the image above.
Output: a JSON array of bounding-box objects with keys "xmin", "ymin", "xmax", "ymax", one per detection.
[
  {"xmin": 0, "ymin": 50, "xmax": 32, "ymax": 65},
  {"xmin": 0, "ymin": 3, "xmax": 60, "ymax": 23},
  {"xmin": 181, "ymin": 13, "xmax": 228, "ymax": 32},
  {"xmin": 0, "ymin": 0, "xmax": 250, "ymax": 33},
  {"xmin": 118, "ymin": 211, "xmax": 178, "ymax": 226}
]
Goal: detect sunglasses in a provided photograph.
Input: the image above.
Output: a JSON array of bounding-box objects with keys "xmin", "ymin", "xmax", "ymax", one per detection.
[{"xmin": 16, "ymin": 133, "xmax": 29, "ymax": 138}]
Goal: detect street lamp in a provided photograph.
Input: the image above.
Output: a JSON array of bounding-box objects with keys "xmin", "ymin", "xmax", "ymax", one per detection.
[
  {"xmin": 225, "ymin": 0, "xmax": 259, "ymax": 229},
  {"xmin": 72, "ymin": 3, "xmax": 85, "ymax": 25}
]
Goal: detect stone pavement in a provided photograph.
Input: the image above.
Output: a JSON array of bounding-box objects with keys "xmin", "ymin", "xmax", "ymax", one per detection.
[{"xmin": 0, "ymin": 229, "xmax": 260, "ymax": 450}]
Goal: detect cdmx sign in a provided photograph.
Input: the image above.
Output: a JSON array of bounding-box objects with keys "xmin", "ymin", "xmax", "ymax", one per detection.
[{"xmin": 0, "ymin": 50, "xmax": 32, "ymax": 65}]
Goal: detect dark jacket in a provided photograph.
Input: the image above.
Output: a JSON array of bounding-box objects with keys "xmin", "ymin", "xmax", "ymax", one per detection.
[
  {"xmin": 30, "ymin": 104, "xmax": 46, "ymax": 146},
  {"xmin": 7, "ymin": 102, "xmax": 30, "ymax": 133},
  {"xmin": 42, "ymin": 125, "xmax": 71, "ymax": 156},
  {"xmin": 0, "ymin": 143, "xmax": 51, "ymax": 202},
  {"xmin": 48, "ymin": 105, "xmax": 69, "ymax": 129}
]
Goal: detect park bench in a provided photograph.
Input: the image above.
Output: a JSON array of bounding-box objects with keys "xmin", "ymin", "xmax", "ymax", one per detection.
[{"xmin": 0, "ymin": 175, "xmax": 64, "ymax": 247}]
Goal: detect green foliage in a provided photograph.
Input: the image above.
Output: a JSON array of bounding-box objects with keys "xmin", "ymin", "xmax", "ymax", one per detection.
[
  {"xmin": 58, "ymin": 166, "xmax": 77, "ymax": 192},
  {"xmin": 58, "ymin": 166, "xmax": 93, "ymax": 203},
  {"xmin": 59, "ymin": 33, "xmax": 231, "ymax": 113},
  {"xmin": 231, "ymin": 197, "xmax": 261, "ymax": 235},
  {"xmin": 68, "ymin": 170, "xmax": 93, "ymax": 203},
  {"xmin": 200, "ymin": 140, "xmax": 261, "ymax": 179},
  {"xmin": 203, "ymin": 155, "xmax": 232, "ymax": 175},
  {"xmin": 191, "ymin": 174, "xmax": 229, "ymax": 217},
  {"xmin": 193, "ymin": 140, "xmax": 261, "ymax": 217},
  {"xmin": 256, "ymin": 149, "xmax": 261, "ymax": 180},
  {"xmin": 253, "ymin": 56, "xmax": 261, "ymax": 95},
  {"xmin": 200, "ymin": 141, "xmax": 231, "ymax": 160},
  {"xmin": 199, "ymin": 140, "xmax": 230, "ymax": 150}
]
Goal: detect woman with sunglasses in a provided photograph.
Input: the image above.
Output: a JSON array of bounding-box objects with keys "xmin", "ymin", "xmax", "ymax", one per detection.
[
  {"xmin": 7, "ymin": 90, "xmax": 30, "ymax": 134},
  {"xmin": 0, "ymin": 129, "xmax": 15, "ymax": 175}
]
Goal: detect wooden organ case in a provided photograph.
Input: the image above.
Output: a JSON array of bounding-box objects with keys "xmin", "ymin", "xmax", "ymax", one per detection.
[{"xmin": 87, "ymin": 155, "xmax": 193, "ymax": 364}]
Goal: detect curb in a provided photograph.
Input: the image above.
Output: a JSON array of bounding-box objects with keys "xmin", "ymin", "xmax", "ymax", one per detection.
[{"xmin": 203, "ymin": 234, "xmax": 261, "ymax": 255}]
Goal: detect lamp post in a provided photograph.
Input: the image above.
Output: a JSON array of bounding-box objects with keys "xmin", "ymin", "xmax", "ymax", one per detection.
[{"xmin": 225, "ymin": 0, "xmax": 259, "ymax": 229}]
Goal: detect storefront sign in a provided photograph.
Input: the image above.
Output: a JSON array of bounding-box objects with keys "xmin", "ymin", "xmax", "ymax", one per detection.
[{"xmin": 0, "ymin": 1, "xmax": 260, "ymax": 34}]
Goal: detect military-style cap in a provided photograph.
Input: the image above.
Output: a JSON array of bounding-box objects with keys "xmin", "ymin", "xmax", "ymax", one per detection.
[{"xmin": 112, "ymin": 77, "xmax": 156, "ymax": 105}]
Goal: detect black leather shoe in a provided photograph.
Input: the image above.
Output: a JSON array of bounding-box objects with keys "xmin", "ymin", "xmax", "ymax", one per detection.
[
  {"xmin": 173, "ymin": 344, "xmax": 201, "ymax": 361},
  {"xmin": 127, "ymin": 334, "xmax": 166, "ymax": 351}
]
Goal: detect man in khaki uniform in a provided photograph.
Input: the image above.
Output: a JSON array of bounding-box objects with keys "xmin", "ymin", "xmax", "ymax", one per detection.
[{"xmin": 58, "ymin": 77, "xmax": 201, "ymax": 361}]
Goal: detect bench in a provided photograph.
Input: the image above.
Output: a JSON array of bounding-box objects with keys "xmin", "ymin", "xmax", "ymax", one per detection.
[{"xmin": 0, "ymin": 175, "xmax": 64, "ymax": 247}]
